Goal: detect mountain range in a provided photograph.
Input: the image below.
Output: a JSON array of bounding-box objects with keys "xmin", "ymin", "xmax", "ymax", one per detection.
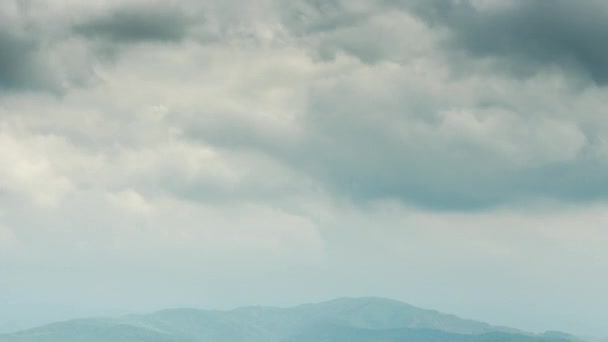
[{"xmin": 0, "ymin": 297, "xmax": 586, "ymax": 341}]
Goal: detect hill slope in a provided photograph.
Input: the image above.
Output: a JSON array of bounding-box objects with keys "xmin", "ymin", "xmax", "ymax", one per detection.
[{"xmin": 0, "ymin": 297, "xmax": 579, "ymax": 342}]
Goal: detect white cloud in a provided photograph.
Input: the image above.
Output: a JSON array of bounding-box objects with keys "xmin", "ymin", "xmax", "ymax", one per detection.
[{"xmin": 0, "ymin": 130, "xmax": 75, "ymax": 207}]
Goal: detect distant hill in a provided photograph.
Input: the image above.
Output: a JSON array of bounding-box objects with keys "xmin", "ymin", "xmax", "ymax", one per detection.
[{"xmin": 0, "ymin": 297, "xmax": 581, "ymax": 342}]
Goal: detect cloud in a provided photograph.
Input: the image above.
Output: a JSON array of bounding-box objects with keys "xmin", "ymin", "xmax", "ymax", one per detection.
[
  {"xmin": 402, "ymin": 0, "xmax": 608, "ymax": 85},
  {"xmin": 0, "ymin": 2, "xmax": 55, "ymax": 91},
  {"xmin": 0, "ymin": 31, "xmax": 41, "ymax": 91},
  {"xmin": 173, "ymin": 34, "xmax": 602, "ymax": 209},
  {"xmin": 3, "ymin": 0, "xmax": 607, "ymax": 210},
  {"xmin": 278, "ymin": 0, "xmax": 376, "ymax": 35},
  {"xmin": 0, "ymin": 129, "xmax": 77, "ymax": 207},
  {"xmin": 1, "ymin": 0, "xmax": 608, "ymax": 336},
  {"xmin": 0, "ymin": 1, "xmax": 99, "ymax": 93},
  {"xmin": 0, "ymin": 0, "xmax": 203, "ymax": 94},
  {"xmin": 72, "ymin": 1, "xmax": 199, "ymax": 44}
]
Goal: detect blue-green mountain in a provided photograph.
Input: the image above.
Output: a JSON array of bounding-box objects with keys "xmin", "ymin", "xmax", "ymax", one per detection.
[{"xmin": 0, "ymin": 298, "xmax": 582, "ymax": 341}]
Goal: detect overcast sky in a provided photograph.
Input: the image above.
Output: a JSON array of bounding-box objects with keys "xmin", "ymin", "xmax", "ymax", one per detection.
[{"xmin": 1, "ymin": 0, "xmax": 608, "ymax": 337}]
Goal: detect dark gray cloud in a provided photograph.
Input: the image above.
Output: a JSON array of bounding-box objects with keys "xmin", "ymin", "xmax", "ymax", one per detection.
[
  {"xmin": 0, "ymin": 29, "xmax": 95, "ymax": 93},
  {"xmin": 73, "ymin": 3, "xmax": 198, "ymax": 43},
  {"xmin": 186, "ymin": 127, "xmax": 604, "ymax": 211},
  {"xmin": 0, "ymin": 29, "xmax": 43, "ymax": 91},
  {"xmin": 0, "ymin": 1, "xmax": 98, "ymax": 93},
  {"xmin": 0, "ymin": 0, "xmax": 200, "ymax": 93},
  {"xmin": 291, "ymin": 125, "xmax": 600, "ymax": 211},
  {"xmin": 0, "ymin": 10, "xmax": 58, "ymax": 92},
  {"xmin": 401, "ymin": 0, "xmax": 608, "ymax": 85}
]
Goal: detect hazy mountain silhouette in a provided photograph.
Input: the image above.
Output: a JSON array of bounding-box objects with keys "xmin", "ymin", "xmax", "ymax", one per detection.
[{"xmin": 0, "ymin": 297, "xmax": 581, "ymax": 341}]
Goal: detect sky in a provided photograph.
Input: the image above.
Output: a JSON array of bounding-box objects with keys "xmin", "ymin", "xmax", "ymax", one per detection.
[{"xmin": 1, "ymin": 0, "xmax": 608, "ymax": 337}]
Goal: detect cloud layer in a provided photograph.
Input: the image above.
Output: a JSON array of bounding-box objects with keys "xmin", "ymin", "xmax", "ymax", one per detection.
[{"xmin": 1, "ymin": 0, "xmax": 608, "ymax": 337}]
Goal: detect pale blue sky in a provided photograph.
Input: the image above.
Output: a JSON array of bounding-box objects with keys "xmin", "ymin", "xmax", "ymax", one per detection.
[{"xmin": 0, "ymin": 0, "xmax": 607, "ymax": 337}]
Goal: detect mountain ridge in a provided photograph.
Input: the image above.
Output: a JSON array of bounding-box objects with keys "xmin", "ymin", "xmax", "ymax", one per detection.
[{"xmin": 0, "ymin": 297, "xmax": 583, "ymax": 342}]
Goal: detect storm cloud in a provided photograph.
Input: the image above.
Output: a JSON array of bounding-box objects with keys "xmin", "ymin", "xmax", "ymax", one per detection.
[
  {"xmin": 0, "ymin": 2, "xmax": 58, "ymax": 91},
  {"xmin": 73, "ymin": 2, "xmax": 198, "ymax": 43},
  {"xmin": 403, "ymin": 0, "xmax": 608, "ymax": 85}
]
